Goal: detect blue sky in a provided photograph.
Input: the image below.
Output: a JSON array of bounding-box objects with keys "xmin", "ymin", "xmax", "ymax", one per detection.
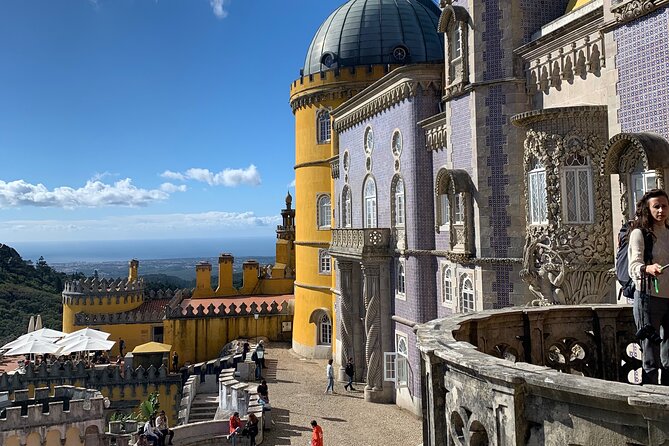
[{"xmin": 0, "ymin": 0, "xmax": 343, "ymax": 243}]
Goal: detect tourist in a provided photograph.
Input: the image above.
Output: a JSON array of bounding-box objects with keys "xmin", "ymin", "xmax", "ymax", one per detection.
[
  {"xmin": 137, "ymin": 434, "xmax": 150, "ymax": 446},
  {"xmin": 228, "ymin": 412, "xmax": 242, "ymax": 446},
  {"xmin": 119, "ymin": 338, "xmax": 126, "ymax": 357},
  {"xmin": 171, "ymin": 351, "xmax": 179, "ymax": 373},
  {"xmin": 246, "ymin": 413, "xmax": 259, "ymax": 446},
  {"xmin": 143, "ymin": 414, "xmax": 163, "ymax": 446},
  {"xmin": 325, "ymin": 359, "xmax": 335, "ymax": 394},
  {"xmin": 257, "ymin": 379, "xmax": 269, "ymax": 402},
  {"xmin": 343, "ymin": 357, "xmax": 356, "ymax": 391},
  {"xmin": 156, "ymin": 410, "xmax": 174, "ymax": 445},
  {"xmin": 252, "ymin": 347, "xmax": 263, "ymax": 381},
  {"xmin": 629, "ymin": 189, "xmax": 669, "ymax": 384},
  {"xmin": 242, "ymin": 342, "xmax": 250, "ymax": 362},
  {"xmin": 310, "ymin": 420, "xmax": 323, "ymax": 446}
]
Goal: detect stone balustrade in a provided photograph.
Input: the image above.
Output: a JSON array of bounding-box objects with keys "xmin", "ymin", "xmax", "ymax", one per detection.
[
  {"xmin": 167, "ymin": 300, "xmax": 291, "ymax": 319},
  {"xmin": 416, "ymin": 305, "xmax": 669, "ymax": 445},
  {"xmin": 329, "ymin": 228, "xmax": 391, "ymax": 259}
]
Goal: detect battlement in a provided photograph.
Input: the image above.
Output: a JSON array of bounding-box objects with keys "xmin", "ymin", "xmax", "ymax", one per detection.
[
  {"xmin": 167, "ymin": 300, "xmax": 291, "ymax": 319},
  {"xmin": 63, "ymin": 276, "xmax": 144, "ymax": 301},
  {"xmin": 0, "ymin": 385, "xmax": 104, "ymax": 430}
]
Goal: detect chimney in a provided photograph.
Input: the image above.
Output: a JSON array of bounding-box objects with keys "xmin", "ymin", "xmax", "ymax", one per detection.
[
  {"xmin": 193, "ymin": 261, "xmax": 213, "ymax": 298},
  {"xmin": 128, "ymin": 259, "xmax": 139, "ymax": 282},
  {"xmin": 216, "ymin": 253, "xmax": 236, "ymax": 296}
]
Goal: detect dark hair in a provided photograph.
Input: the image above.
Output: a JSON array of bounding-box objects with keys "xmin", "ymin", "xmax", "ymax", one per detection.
[
  {"xmin": 328, "ymin": 359, "xmax": 333, "ymax": 365},
  {"xmin": 311, "ymin": 420, "xmax": 318, "ymax": 427},
  {"xmin": 632, "ymin": 188, "xmax": 669, "ymax": 232},
  {"xmin": 233, "ymin": 412, "xmax": 239, "ymax": 417}
]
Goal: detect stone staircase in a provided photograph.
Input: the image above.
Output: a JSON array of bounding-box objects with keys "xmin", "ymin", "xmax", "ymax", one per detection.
[{"xmin": 187, "ymin": 393, "xmax": 219, "ymax": 423}]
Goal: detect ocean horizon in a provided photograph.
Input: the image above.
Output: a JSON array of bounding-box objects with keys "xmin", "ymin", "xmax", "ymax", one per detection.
[{"xmin": 7, "ymin": 237, "xmax": 276, "ymax": 263}]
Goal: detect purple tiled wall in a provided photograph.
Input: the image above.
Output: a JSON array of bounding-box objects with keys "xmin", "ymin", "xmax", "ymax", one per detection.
[
  {"xmin": 615, "ymin": 9, "xmax": 669, "ymax": 139},
  {"xmin": 451, "ymin": 95, "xmax": 473, "ymax": 174}
]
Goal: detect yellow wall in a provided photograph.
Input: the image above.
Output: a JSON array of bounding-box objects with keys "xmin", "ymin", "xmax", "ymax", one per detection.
[
  {"xmin": 62, "ymin": 294, "xmax": 143, "ymax": 333},
  {"xmin": 290, "ymin": 66, "xmax": 388, "ymax": 356},
  {"xmin": 88, "ymin": 322, "xmax": 155, "ymax": 358}
]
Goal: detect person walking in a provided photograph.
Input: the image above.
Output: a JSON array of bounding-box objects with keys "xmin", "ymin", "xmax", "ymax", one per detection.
[
  {"xmin": 257, "ymin": 379, "xmax": 269, "ymax": 401},
  {"xmin": 228, "ymin": 412, "xmax": 242, "ymax": 446},
  {"xmin": 119, "ymin": 338, "xmax": 126, "ymax": 357},
  {"xmin": 310, "ymin": 420, "xmax": 323, "ymax": 446},
  {"xmin": 343, "ymin": 357, "xmax": 356, "ymax": 391},
  {"xmin": 246, "ymin": 412, "xmax": 259, "ymax": 446},
  {"xmin": 156, "ymin": 410, "xmax": 174, "ymax": 445},
  {"xmin": 325, "ymin": 359, "xmax": 335, "ymax": 394}
]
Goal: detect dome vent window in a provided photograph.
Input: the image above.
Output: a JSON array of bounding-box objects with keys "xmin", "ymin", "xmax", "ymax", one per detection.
[
  {"xmin": 320, "ymin": 52, "xmax": 337, "ymax": 69},
  {"xmin": 392, "ymin": 45, "xmax": 409, "ymax": 63}
]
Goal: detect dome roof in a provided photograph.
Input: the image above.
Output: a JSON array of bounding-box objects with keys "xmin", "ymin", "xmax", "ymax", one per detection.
[{"xmin": 303, "ymin": 0, "xmax": 444, "ymax": 76}]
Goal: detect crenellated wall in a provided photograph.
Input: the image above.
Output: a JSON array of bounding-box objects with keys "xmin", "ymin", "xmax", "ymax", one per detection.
[{"xmin": 0, "ymin": 386, "xmax": 105, "ymax": 446}]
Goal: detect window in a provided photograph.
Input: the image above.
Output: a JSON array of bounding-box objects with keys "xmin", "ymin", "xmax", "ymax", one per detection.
[
  {"xmin": 439, "ymin": 193, "xmax": 450, "ymax": 230},
  {"xmin": 394, "ymin": 178, "xmax": 405, "ymax": 227},
  {"xmin": 563, "ymin": 155, "xmax": 593, "ymax": 224},
  {"xmin": 396, "ymin": 260, "xmax": 406, "ymax": 297},
  {"xmin": 317, "ymin": 110, "xmax": 331, "ymax": 143},
  {"xmin": 318, "ymin": 249, "xmax": 331, "ymax": 274},
  {"xmin": 631, "ymin": 161, "xmax": 657, "ymax": 212},
  {"xmin": 451, "ymin": 25, "xmax": 462, "ymax": 60},
  {"xmin": 341, "ymin": 186, "xmax": 352, "ymax": 228},
  {"xmin": 460, "ymin": 276, "xmax": 475, "ymax": 313},
  {"xmin": 442, "ymin": 267, "xmax": 452, "ymax": 304},
  {"xmin": 319, "ymin": 314, "xmax": 332, "ymax": 345},
  {"xmin": 396, "ymin": 333, "xmax": 409, "ymax": 388},
  {"xmin": 384, "ymin": 352, "xmax": 397, "ymax": 382},
  {"xmin": 364, "ymin": 127, "xmax": 374, "ymax": 154},
  {"xmin": 528, "ymin": 160, "xmax": 548, "ymax": 224},
  {"xmin": 317, "ymin": 194, "xmax": 331, "ymax": 229},
  {"xmin": 392, "ymin": 130, "xmax": 403, "ymax": 156},
  {"xmin": 364, "ymin": 177, "xmax": 377, "ymax": 228},
  {"xmin": 453, "ymin": 193, "xmax": 465, "ymax": 224}
]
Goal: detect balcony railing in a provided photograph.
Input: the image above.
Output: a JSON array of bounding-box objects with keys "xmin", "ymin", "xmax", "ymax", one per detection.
[{"xmin": 329, "ymin": 228, "xmax": 391, "ymax": 259}]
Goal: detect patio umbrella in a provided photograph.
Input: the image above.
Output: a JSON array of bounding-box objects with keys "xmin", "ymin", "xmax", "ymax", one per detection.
[
  {"xmin": 4, "ymin": 339, "xmax": 62, "ymax": 356},
  {"xmin": 132, "ymin": 341, "xmax": 172, "ymax": 354},
  {"xmin": 35, "ymin": 315, "xmax": 43, "ymax": 330},
  {"xmin": 29, "ymin": 328, "xmax": 66, "ymax": 340},
  {"xmin": 1, "ymin": 333, "xmax": 41, "ymax": 351},
  {"xmin": 62, "ymin": 327, "xmax": 110, "ymax": 341},
  {"xmin": 27, "ymin": 316, "xmax": 35, "ymax": 333},
  {"xmin": 56, "ymin": 336, "xmax": 115, "ymax": 354}
]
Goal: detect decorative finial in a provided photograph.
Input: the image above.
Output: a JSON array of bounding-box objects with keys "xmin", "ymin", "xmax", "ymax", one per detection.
[{"xmin": 285, "ymin": 191, "xmax": 293, "ymax": 207}]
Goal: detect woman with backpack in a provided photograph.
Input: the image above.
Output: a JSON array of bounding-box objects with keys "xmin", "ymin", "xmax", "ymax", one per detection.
[{"xmin": 629, "ymin": 188, "xmax": 669, "ymax": 384}]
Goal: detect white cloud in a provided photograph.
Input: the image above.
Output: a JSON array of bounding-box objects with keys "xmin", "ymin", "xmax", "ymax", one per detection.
[
  {"xmin": 287, "ymin": 179, "xmax": 296, "ymax": 188},
  {"xmin": 0, "ymin": 178, "xmax": 172, "ymax": 209},
  {"xmin": 0, "ymin": 211, "xmax": 281, "ymax": 241},
  {"xmin": 160, "ymin": 183, "xmax": 188, "ymax": 193},
  {"xmin": 210, "ymin": 0, "xmax": 228, "ymax": 19},
  {"xmin": 163, "ymin": 165, "xmax": 261, "ymax": 187}
]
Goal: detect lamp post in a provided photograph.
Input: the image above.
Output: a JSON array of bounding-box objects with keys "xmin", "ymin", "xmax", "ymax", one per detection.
[{"xmin": 254, "ymin": 312, "xmax": 259, "ymax": 342}]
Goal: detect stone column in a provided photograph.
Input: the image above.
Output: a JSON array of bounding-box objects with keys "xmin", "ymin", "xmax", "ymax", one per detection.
[
  {"xmin": 338, "ymin": 261, "xmax": 354, "ymax": 381},
  {"xmin": 362, "ymin": 261, "xmax": 383, "ymax": 400}
]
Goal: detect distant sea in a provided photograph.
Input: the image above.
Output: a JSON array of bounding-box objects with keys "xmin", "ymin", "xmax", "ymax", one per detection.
[{"xmin": 9, "ymin": 237, "xmax": 276, "ymax": 263}]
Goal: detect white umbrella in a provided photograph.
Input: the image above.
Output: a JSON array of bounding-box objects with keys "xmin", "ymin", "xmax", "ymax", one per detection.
[
  {"xmin": 5, "ymin": 339, "xmax": 62, "ymax": 356},
  {"xmin": 35, "ymin": 315, "xmax": 43, "ymax": 330},
  {"xmin": 62, "ymin": 327, "xmax": 110, "ymax": 341},
  {"xmin": 29, "ymin": 328, "xmax": 65, "ymax": 340},
  {"xmin": 0, "ymin": 328, "xmax": 66, "ymax": 352},
  {"xmin": 1, "ymin": 334, "xmax": 41, "ymax": 351},
  {"xmin": 56, "ymin": 336, "xmax": 115, "ymax": 354},
  {"xmin": 27, "ymin": 316, "xmax": 35, "ymax": 333}
]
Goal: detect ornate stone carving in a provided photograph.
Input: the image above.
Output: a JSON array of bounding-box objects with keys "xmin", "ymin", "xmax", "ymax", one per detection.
[
  {"xmin": 329, "ymin": 228, "xmax": 391, "ymax": 259},
  {"xmin": 362, "ymin": 263, "xmax": 382, "ymax": 391},
  {"xmin": 338, "ymin": 262, "xmax": 354, "ymax": 366},
  {"xmin": 611, "ymin": 0, "xmax": 663, "ymax": 23},
  {"xmin": 515, "ymin": 107, "xmax": 614, "ymax": 304}
]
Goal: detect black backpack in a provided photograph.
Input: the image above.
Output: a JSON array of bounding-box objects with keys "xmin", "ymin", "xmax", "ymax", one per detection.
[{"xmin": 616, "ymin": 221, "xmax": 654, "ymax": 298}]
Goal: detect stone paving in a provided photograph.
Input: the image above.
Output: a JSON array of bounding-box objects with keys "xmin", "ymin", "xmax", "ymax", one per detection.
[{"xmin": 259, "ymin": 343, "xmax": 422, "ymax": 446}]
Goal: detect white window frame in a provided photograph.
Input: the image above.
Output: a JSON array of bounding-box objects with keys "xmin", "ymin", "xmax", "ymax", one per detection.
[
  {"xmin": 630, "ymin": 168, "xmax": 657, "ymax": 215},
  {"xmin": 459, "ymin": 275, "xmax": 475, "ymax": 313},
  {"xmin": 395, "ymin": 332, "xmax": 409, "ymax": 388},
  {"xmin": 442, "ymin": 267, "xmax": 453, "ymax": 306},
  {"xmin": 341, "ymin": 186, "xmax": 352, "ymax": 228},
  {"xmin": 395, "ymin": 259, "xmax": 406, "ymax": 300},
  {"xmin": 384, "ymin": 352, "xmax": 397, "ymax": 382},
  {"xmin": 319, "ymin": 314, "xmax": 332, "ymax": 345},
  {"xmin": 364, "ymin": 126, "xmax": 374, "ymax": 154},
  {"xmin": 562, "ymin": 155, "xmax": 594, "ymax": 224},
  {"xmin": 451, "ymin": 24, "xmax": 462, "ymax": 61},
  {"xmin": 391, "ymin": 130, "xmax": 403, "ymax": 156},
  {"xmin": 453, "ymin": 192, "xmax": 465, "ymax": 224},
  {"xmin": 528, "ymin": 161, "xmax": 548, "ymax": 225},
  {"xmin": 317, "ymin": 109, "xmax": 331, "ymax": 144},
  {"xmin": 318, "ymin": 249, "xmax": 331, "ymax": 274},
  {"xmin": 439, "ymin": 193, "xmax": 450, "ymax": 231},
  {"xmin": 317, "ymin": 194, "xmax": 331, "ymax": 229},
  {"xmin": 364, "ymin": 177, "xmax": 377, "ymax": 228},
  {"xmin": 394, "ymin": 178, "xmax": 405, "ymax": 228}
]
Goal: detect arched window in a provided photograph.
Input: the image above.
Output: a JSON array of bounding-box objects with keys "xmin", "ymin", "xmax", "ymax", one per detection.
[
  {"xmin": 318, "ymin": 249, "xmax": 331, "ymax": 274},
  {"xmin": 319, "ymin": 314, "xmax": 332, "ymax": 345},
  {"xmin": 317, "ymin": 194, "xmax": 331, "ymax": 229},
  {"xmin": 459, "ymin": 276, "xmax": 475, "ymax": 313},
  {"xmin": 394, "ymin": 178, "xmax": 405, "ymax": 227},
  {"xmin": 364, "ymin": 177, "xmax": 377, "ymax": 228},
  {"xmin": 528, "ymin": 159, "xmax": 548, "ymax": 225},
  {"xmin": 341, "ymin": 186, "xmax": 352, "ymax": 228},
  {"xmin": 396, "ymin": 333, "xmax": 409, "ymax": 387},
  {"xmin": 317, "ymin": 109, "xmax": 331, "ymax": 144},
  {"xmin": 396, "ymin": 259, "xmax": 406, "ymax": 297},
  {"xmin": 442, "ymin": 267, "xmax": 452, "ymax": 305},
  {"xmin": 562, "ymin": 155, "xmax": 593, "ymax": 224}
]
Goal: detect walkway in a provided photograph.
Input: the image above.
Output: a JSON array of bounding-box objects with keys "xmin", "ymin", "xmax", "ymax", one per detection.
[{"xmin": 261, "ymin": 343, "xmax": 422, "ymax": 446}]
